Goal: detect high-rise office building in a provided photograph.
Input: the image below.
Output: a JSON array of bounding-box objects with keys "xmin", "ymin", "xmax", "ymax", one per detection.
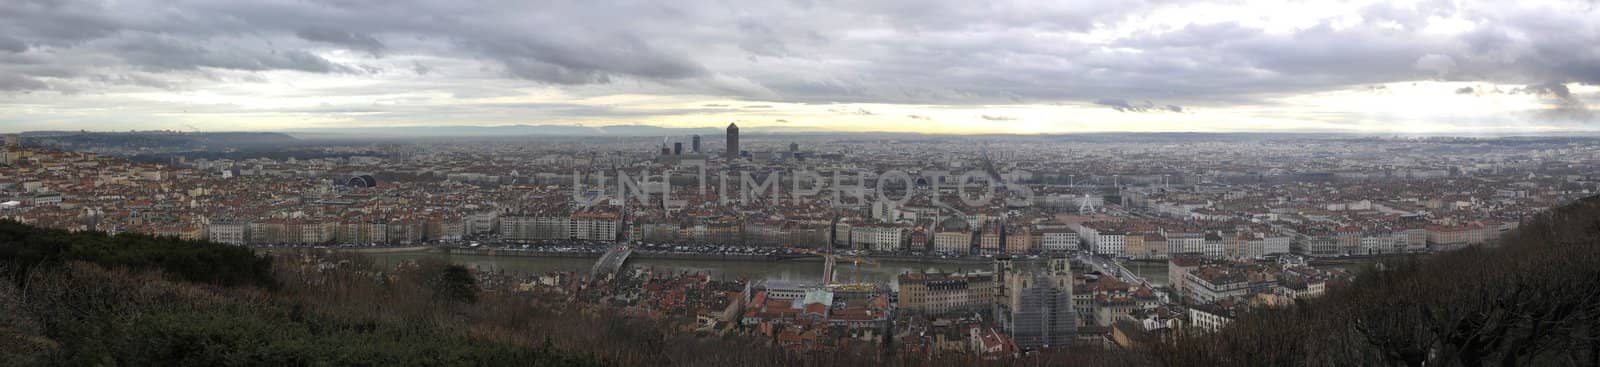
[
  {"xmin": 725, "ymin": 123, "xmax": 739, "ymax": 160},
  {"xmin": 691, "ymin": 135, "xmax": 701, "ymax": 153},
  {"xmin": 789, "ymin": 142, "xmax": 799, "ymax": 152},
  {"xmin": 673, "ymin": 142, "xmax": 683, "ymax": 155}
]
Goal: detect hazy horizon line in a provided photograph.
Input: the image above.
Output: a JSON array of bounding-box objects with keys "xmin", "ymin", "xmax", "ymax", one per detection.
[{"xmin": 11, "ymin": 124, "xmax": 1600, "ymax": 139}]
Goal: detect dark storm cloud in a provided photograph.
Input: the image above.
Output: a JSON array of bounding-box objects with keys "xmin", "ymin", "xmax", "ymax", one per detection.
[
  {"xmin": 0, "ymin": 0, "xmax": 716, "ymax": 91},
  {"xmin": 1095, "ymin": 99, "xmax": 1148, "ymax": 112},
  {"xmin": 1094, "ymin": 99, "xmax": 1184, "ymax": 113},
  {"xmin": 1516, "ymin": 83, "xmax": 1572, "ymax": 99},
  {"xmin": 0, "ymin": 0, "xmax": 1596, "ymax": 112},
  {"xmin": 295, "ymin": 27, "xmax": 386, "ymax": 57},
  {"xmin": 0, "ymin": 0, "xmax": 124, "ymax": 46},
  {"xmin": 309, "ymin": 101, "xmax": 727, "ymax": 120},
  {"xmin": 111, "ymin": 35, "xmax": 351, "ymax": 74},
  {"xmin": 737, "ymin": 22, "xmax": 790, "ymax": 57},
  {"xmin": 0, "ymin": 37, "xmax": 26, "ymax": 53},
  {"xmin": 471, "ymin": 35, "xmax": 707, "ymax": 84},
  {"xmin": 0, "ymin": 74, "xmax": 49, "ymax": 91},
  {"xmin": 88, "ymin": 73, "xmax": 177, "ymax": 90},
  {"xmin": 1515, "ymin": 82, "xmax": 1592, "ymax": 121}
]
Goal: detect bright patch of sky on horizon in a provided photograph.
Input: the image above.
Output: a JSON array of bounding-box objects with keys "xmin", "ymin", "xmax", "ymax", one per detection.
[{"xmin": 0, "ymin": 0, "xmax": 1596, "ymax": 135}]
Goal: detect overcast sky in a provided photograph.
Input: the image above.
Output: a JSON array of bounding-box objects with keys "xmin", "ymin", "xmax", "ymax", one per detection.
[{"xmin": 0, "ymin": 0, "xmax": 1596, "ymax": 135}]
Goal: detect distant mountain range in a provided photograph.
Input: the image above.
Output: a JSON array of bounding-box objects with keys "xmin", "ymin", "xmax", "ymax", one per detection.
[
  {"xmin": 20, "ymin": 131, "xmax": 300, "ymax": 149},
  {"xmin": 282, "ymin": 124, "xmax": 840, "ymax": 138}
]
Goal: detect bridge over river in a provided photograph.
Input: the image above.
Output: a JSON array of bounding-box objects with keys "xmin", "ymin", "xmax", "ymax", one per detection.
[{"xmin": 590, "ymin": 244, "xmax": 634, "ymax": 278}]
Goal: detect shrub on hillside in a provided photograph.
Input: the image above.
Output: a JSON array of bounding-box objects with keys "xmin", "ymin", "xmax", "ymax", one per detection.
[{"xmin": 0, "ymin": 220, "xmax": 275, "ymax": 288}]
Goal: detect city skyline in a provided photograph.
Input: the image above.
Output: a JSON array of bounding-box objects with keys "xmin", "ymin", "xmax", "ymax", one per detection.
[
  {"xmin": 0, "ymin": 0, "xmax": 1597, "ymax": 135},
  {"xmin": 4, "ymin": 1, "xmax": 1600, "ymax": 365},
  {"xmin": 3, "ymin": 110, "xmax": 1595, "ymax": 364}
]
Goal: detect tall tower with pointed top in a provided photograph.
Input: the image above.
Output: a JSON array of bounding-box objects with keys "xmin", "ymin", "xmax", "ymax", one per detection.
[{"xmin": 725, "ymin": 122, "xmax": 740, "ymax": 160}]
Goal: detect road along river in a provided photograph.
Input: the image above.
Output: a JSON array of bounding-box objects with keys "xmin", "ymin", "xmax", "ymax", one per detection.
[
  {"xmin": 364, "ymin": 252, "xmax": 994, "ymax": 291},
  {"xmin": 363, "ymin": 252, "xmax": 1374, "ymax": 291}
]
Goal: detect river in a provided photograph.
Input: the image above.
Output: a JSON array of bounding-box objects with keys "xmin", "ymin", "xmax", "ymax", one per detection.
[
  {"xmin": 365, "ymin": 252, "xmax": 1375, "ymax": 291},
  {"xmin": 364, "ymin": 252, "xmax": 992, "ymax": 291}
]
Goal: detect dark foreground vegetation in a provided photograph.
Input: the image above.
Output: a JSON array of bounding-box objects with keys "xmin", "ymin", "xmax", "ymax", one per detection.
[
  {"xmin": 0, "ymin": 221, "xmax": 1126, "ymax": 366},
  {"xmin": 0, "ymin": 220, "xmax": 275, "ymax": 289},
  {"xmin": 4, "ymin": 195, "xmax": 1599, "ymax": 366},
  {"xmin": 0, "ymin": 222, "xmax": 592, "ymax": 366},
  {"xmin": 1151, "ymin": 195, "xmax": 1600, "ymax": 366}
]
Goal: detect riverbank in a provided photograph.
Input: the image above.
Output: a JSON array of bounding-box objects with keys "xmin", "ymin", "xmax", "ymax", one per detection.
[
  {"xmin": 360, "ymin": 251, "xmax": 987, "ymax": 288},
  {"xmin": 434, "ymin": 246, "xmax": 991, "ymax": 265},
  {"xmin": 258, "ymin": 245, "xmax": 438, "ymax": 255},
  {"xmin": 1121, "ymin": 252, "xmax": 1424, "ymax": 266},
  {"xmin": 338, "ymin": 245, "xmax": 436, "ymax": 254},
  {"xmin": 258, "ymin": 244, "xmax": 996, "ymax": 266}
]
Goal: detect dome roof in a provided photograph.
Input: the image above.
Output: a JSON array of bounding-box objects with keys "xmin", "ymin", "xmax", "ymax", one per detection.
[
  {"xmin": 937, "ymin": 215, "xmax": 970, "ymax": 231},
  {"xmin": 347, "ymin": 175, "xmax": 377, "ymax": 188}
]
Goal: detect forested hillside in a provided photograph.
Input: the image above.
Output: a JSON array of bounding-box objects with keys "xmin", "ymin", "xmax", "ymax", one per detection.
[
  {"xmin": 0, "ymin": 221, "xmax": 594, "ymax": 366},
  {"xmin": 1151, "ymin": 195, "xmax": 1600, "ymax": 366}
]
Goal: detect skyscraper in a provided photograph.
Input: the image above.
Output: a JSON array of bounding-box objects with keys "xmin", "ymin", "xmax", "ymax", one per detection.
[
  {"xmin": 691, "ymin": 135, "xmax": 701, "ymax": 153},
  {"xmin": 673, "ymin": 142, "xmax": 683, "ymax": 155},
  {"xmin": 725, "ymin": 123, "xmax": 739, "ymax": 160}
]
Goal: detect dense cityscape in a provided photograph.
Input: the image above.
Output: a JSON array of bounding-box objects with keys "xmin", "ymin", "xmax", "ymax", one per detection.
[
  {"xmin": 3, "ymin": 0, "xmax": 1599, "ymax": 364},
  {"xmin": 3, "ymin": 128, "xmax": 1594, "ymax": 360}
]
